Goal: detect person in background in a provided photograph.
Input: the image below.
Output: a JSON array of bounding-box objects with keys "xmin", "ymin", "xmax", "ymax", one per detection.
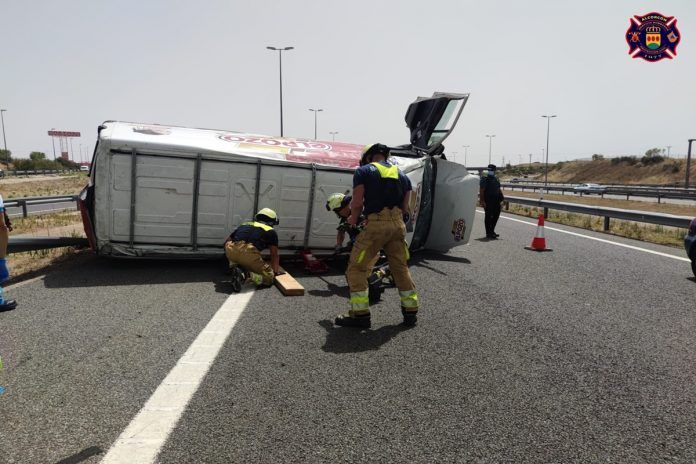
[
  {"xmin": 479, "ymin": 164, "xmax": 505, "ymax": 239},
  {"xmin": 0, "ymin": 193, "xmax": 17, "ymax": 311}
]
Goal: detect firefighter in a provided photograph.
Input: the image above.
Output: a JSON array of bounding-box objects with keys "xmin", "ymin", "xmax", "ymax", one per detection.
[
  {"xmin": 225, "ymin": 208, "xmax": 282, "ymax": 293},
  {"xmin": 0, "ymin": 193, "xmax": 17, "ymax": 311},
  {"xmin": 335, "ymin": 143, "xmax": 419, "ymax": 328},
  {"xmin": 325, "ymin": 192, "xmax": 365, "ymax": 252}
]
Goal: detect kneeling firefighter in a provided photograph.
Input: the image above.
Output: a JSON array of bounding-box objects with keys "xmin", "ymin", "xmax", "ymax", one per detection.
[
  {"xmin": 325, "ymin": 192, "xmax": 365, "ymax": 252},
  {"xmin": 224, "ymin": 208, "xmax": 281, "ymax": 292},
  {"xmin": 335, "ymin": 143, "xmax": 420, "ymax": 328}
]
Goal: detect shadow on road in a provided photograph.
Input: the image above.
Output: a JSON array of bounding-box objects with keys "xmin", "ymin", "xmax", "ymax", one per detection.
[
  {"xmin": 41, "ymin": 254, "xmax": 231, "ymax": 289},
  {"xmin": 54, "ymin": 445, "xmax": 103, "ymax": 464},
  {"xmin": 318, "ymin": 319, "xmax": 412, "ymax": 353},
  {"xmin": 687, "ymin": 276, "xmax": 696, "ymax": 284}
]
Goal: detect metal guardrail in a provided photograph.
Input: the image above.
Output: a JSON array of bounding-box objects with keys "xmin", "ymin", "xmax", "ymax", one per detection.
[
  {"xmin": 4, "ymin": 194, "xmax": 79, "ymax": 218},
  {"xmin": 505, "ymin": 195, "xmax": 694, "ymax": 231},
  {"xmin": 502, "ymin": 183, "xmax": 696, "ymax": 202},
  {"xmin": 7, "ymin": 236, "xmax": 89, "ymax": 254},
  {"xmin": 1, "ymin": 169, "xmax": 80, "ymax": 177}
]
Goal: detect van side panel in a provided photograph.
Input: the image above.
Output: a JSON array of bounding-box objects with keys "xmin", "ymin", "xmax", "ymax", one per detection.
[
  {"xmin": 197, "ymin": 160, "xmax": 257, "ymax": 245},
  {"xmin": 111, "ymin": 154, "xmax": 195, "ymax": 244}
]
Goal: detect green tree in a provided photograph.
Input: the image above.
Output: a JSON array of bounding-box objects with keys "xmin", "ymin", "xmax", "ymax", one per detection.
[
  {"xmin": 29, "ymin": 151, "xmax": 46, "ymax": 161},
  {"xmin": 0, "ymin": 149, "xmax": 11, "ymax": 163},
  {"xmin": 644, "ymin": 147, "xmax": 664, "ymax": 157}
]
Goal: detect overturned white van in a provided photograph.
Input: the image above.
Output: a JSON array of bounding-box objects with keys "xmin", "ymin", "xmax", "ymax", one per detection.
[{"xmin": 79, "ymin": 92, "xmax": 479, "ymax": 258}]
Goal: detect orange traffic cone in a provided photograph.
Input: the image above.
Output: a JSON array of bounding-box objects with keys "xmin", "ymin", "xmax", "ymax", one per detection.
[{"xmin": 524, "ymin": 214, "xmax": 553, "ymax": 252}]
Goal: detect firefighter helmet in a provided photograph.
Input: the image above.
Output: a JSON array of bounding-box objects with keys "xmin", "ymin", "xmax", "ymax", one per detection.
[
  {"xmin": 255, "ymin": 208, "xmax": 279, "ymax": 225},
  {"xmin": 326, "ymin": 193, "xmax": 351, "ymax": 212},
  {"xmin": 359, "ymin": 143, "xmax": 391, "ymax": 166}
]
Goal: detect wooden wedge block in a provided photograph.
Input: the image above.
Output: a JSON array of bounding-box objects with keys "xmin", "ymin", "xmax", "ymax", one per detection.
[{"xmin": 274, "ymin": 267, "xmax": 304, "ymax": 296}]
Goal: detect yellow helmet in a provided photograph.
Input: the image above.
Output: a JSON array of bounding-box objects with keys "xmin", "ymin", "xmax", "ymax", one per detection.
[
  {"xmin": 326, "ymin": 193, "xmax": 345, "ymax": 212},
  {"xmin": 255, "ymin": 207, "xmax": 279, "ymax": 225}
]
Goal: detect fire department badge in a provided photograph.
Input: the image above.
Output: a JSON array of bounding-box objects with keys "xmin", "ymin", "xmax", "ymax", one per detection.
[
  {"xmin": 451, "ymin": 218, "xmax": 466, "ymax": 242},
  {"xmin": 626, "ymin": 12, "xmax": 680, "ymax": 61}
]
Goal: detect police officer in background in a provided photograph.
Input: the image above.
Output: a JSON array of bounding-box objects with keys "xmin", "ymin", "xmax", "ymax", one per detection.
[
  {"xmin": 479, "ymin": 164, "xmax": 505, "ymax": 239},
  {"xmin": 225, "ymin": 208, "xmax": 282, "ymax": 292},
  {"xmin": 335, "ymin": 143, "xmax": 419, "ymax": 328}
]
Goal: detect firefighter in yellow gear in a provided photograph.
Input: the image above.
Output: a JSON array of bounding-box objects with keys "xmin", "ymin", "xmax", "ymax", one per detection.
[
  {"xmin": 335, "ymin": 143, "xmax": 419, "ymax": 328},
  {"xmin": 224, "ymin": 208, "xmax": 282, "ymax": 292}
]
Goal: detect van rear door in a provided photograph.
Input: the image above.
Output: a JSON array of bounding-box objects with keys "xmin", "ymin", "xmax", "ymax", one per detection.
[{"xmin": 404, "ymin": 92, "xmax": 469, "ymax": 155}]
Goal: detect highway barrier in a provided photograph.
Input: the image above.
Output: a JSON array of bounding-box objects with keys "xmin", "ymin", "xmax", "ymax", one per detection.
[
  {"xmin": 505, "ymin": 195, "xmax": 693, "ymax": 231},
  {"xmin": 502, "ymin": 182, "xmax": 696, "ymax": 202},
  {"xmin": 4, "ymin": 195, "xmax": 79, "ymax": 218},
  {"xmin": 1, "ymin": 169, "xmax": 80, "ymax": 177},
  {"xmin": 8, "ymin": 236, "xmax": 89, "ymax": 254}
]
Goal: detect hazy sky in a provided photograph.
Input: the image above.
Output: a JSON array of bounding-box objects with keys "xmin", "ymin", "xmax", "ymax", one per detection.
[{"xmin": 1, "ymin": 0, "xmax": 695, "ymax": 166}]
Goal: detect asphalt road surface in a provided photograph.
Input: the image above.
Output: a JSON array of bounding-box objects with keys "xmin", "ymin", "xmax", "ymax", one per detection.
[{"xmin": 1, "ymin": 211, "xmax": 694, "ymax": 463}]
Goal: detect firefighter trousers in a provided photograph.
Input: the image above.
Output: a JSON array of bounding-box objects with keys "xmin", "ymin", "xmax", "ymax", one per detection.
[
  {"xmin": 345, "ymin": 207, "xmax": 419, "ymax": 316},
  {"xmin": 224, "ymin": 241, "xmax": 275, "ymax": 286}
]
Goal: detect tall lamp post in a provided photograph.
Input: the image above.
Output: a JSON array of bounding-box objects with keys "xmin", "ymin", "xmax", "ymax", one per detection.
[
  {"xmin": 687, "ymin": 139, "xmax": 694, "ymax": 188},
  {"xmin": 462, "ymin": 145, "xmax": 470, "ymax": 167},
  {"xmin": 266, "ymin": 46, "xmax": 294, "ymax": 137},
  {"xmin": 485, "ymin": 135, "xmax": 495, "ymax": 164},
  {"xmin": 0, "ymin": 109, "xmax": 8, "ymax": 167},
  {"xmin": 541, "ymin": 115, "xmax": 557, "ymax": 193},
  {"xmin": 329, "ymin": 131, "xmax": 338, "ymax": 142},
  {"xmin": 308, "ymin": 108, "xmax": 323, "ymax": 140}
]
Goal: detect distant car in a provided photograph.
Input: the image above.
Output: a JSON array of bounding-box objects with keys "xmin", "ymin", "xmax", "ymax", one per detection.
[
  {"xmin": 0, "ymin": 168, "xmax": 4, "ymax": 178},
  {"xmin": 80, "ymin": 165, "xmax": 89, "ymax": 172},
  {"xmin": 574, "ymin": 183, "xmax": 606, "ymax": 194},
  {"xmin": 510, "ymin": 178, "xmax": 520, "ymax": 183},
  {"xmin": 686, "ymin": 217, "xmax": 696, "ymax": 277}
]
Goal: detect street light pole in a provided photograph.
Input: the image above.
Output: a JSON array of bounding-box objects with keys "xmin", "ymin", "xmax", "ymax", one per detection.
[
  {"xmin": 687, "ymin": 139, "xmax": 694, "ymax": 188},
  {"xmin": 666, "ymin": 145, "xmax": 672, "ymax": 158},
  {"xmin": 0, "ymin": 109, "xmax": 8, "ymax": 167},
  {"xmin": 541, "ymin": 115, "xmax": 557, "ymax": 193},
  {"xmin": 462, "ymin": 145, "xmax": 470, "ymax": 167},
  {"xmin": 266, "ymin": 46, "xmax": 294, "ymax": 137},
  {"xmin": 329, "ymin": 131, "xmax": 338, "ymax": 142},
  {"xmin": 308, "ymin": 108, "xmax": 323, "ymax": 140},
  {"xmin": 485, "ymin": 135, "xmax": 495, "ymax": 164}
]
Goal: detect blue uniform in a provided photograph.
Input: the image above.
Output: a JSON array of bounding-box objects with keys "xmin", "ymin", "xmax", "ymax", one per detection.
[{"xmin": 353, "ymin": 161, "xmax": 412, "ymax": 215}]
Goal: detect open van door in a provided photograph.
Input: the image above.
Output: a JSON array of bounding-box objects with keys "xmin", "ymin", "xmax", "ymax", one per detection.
[
  {"xmin": 423, "ymin": 159, "xmax": 479, "ymax": 252},
  {"xmin": 405, "ymin": 92, "xmax": 469, "ymax": 155}
]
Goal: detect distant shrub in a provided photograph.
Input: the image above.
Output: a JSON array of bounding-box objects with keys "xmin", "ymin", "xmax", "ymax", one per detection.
[
  {"xmin": 641, "ymin": 154, "xmax": 664, "ymax": 165},
  {"xmin": 592, "ymin": 154, "xmax": 604, "ymax": 161},
  {"xmin": 611, "ymin": 156, "xmax": 638, "ymax": 165}
]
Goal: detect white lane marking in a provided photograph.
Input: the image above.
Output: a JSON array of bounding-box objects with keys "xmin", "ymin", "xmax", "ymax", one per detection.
[
  {"xmin": 476, "ymin": 210, "xmax": 691, "ymax": 262},
  {"xmin": 101, "ymin": 290, "xmax": 255, "ymax": 464}
]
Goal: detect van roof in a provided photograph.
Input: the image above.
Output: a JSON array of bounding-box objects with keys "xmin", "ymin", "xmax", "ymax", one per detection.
[{"xmin": 99, "ymin": 121, "xmax": 412, "ymax": 170}]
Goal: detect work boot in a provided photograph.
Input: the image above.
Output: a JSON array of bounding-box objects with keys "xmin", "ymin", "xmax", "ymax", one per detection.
[
  {"xmin": 0, "ymin": 299, "xmax": 17, "ymax": 312},
  {"xmin": 401, "ymin": 308, "xmax": 418, "ymax": 327},
  {"xmin": 230, "ymin": 267, "xmax": 244, "ymax": 293},
  {"xmin": 335, "ymin": 313, "xmax": 371, "ymax": 328}
]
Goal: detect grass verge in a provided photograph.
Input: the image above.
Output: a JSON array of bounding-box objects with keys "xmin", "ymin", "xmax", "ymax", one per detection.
[
  {"xmin": 6, "ymin": 210, "xmax": 87, "ymax": 284},
  {"xmin": 506, "ymin": 204, "xmax": 687, "ymax": 248},
  {"xmin": 0, "ymin": 174, "xmax": 88, "ymax": 198}
]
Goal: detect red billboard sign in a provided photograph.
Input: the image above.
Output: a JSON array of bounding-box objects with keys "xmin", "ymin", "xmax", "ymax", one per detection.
[{"xmin": 48, "ymin": 130, "xmax": 81, "ymax": 137}]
